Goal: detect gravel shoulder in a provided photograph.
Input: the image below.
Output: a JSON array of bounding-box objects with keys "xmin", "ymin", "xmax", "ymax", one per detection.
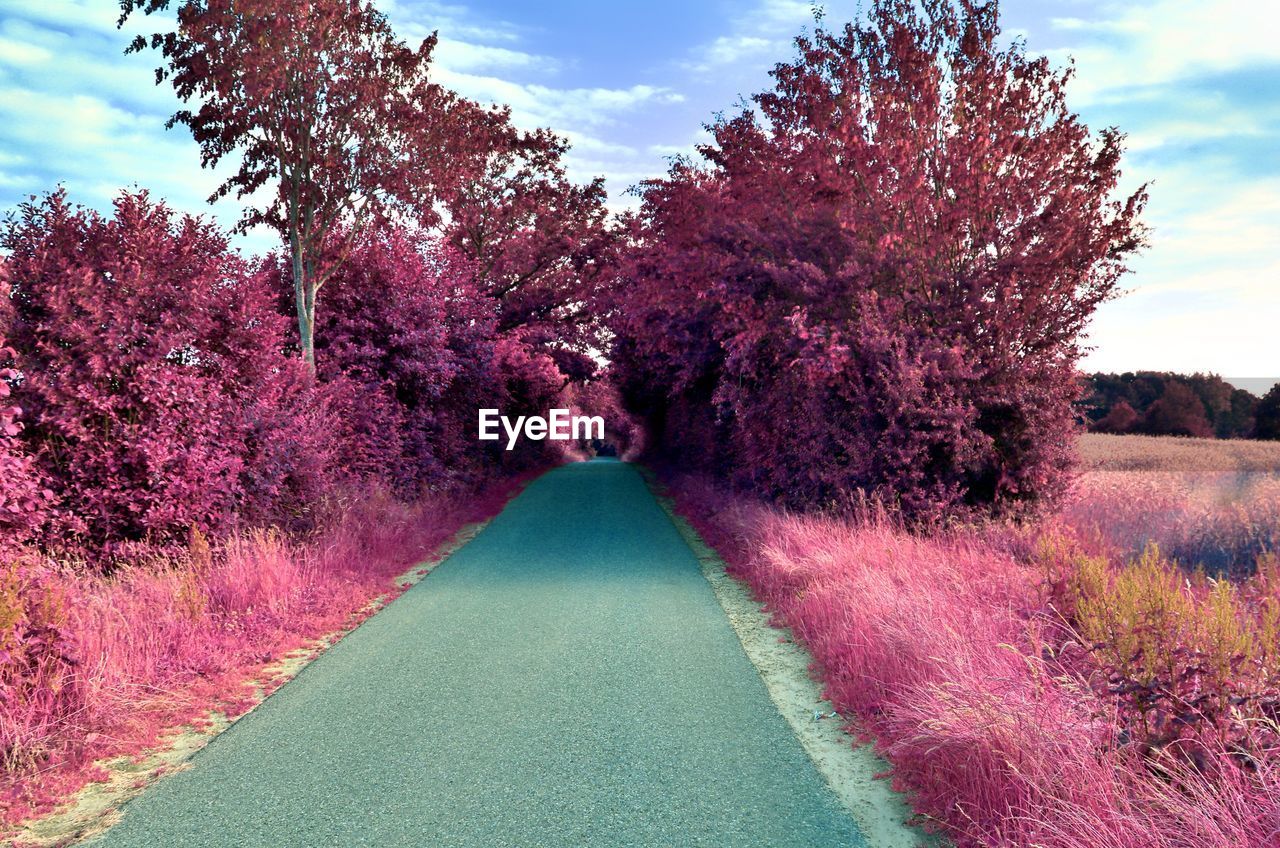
[{"xmin": 645, "ymin": 472, "xmax": 942, "ymax": 847}]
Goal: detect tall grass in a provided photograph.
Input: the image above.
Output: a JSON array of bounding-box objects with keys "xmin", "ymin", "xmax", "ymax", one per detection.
[
  {"xmin": 1065, "ymin": 468, "xmax": 1280, "ymax": 576},
  {"xmin": 0, "ymin": 480, "xmax": 523, "ymax": 825},
  {"xmin": 666, "ymin": 459, "xmax": 1280, "ymax": 847}
]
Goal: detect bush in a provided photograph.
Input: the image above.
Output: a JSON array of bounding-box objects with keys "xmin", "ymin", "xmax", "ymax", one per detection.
[
  {"xmin": 304, "ymin": 231, "xmax": 491, "ymax": 491},
  {"xmin": 1068, "ymin": 546, "xmax": 1280, "ymax": 755},
  {"xmin": 0, "ymin": 190, "xmax": 330, "ymax": 554},
  {"xmin": 1143, "ymin": 383, "xmax": 1214, "ymax": 438},
  {"xmin": 0, "ymin": 339, "xmax": 49, "ymax": 542},
  {"xmin": 0, "ymin": 554, "xmax": 76, "ymax": 778},
  {"xmin": 285, "ymin": 229, "xmax": 571, "ymax": 490},
  {"xmin": 1094, "ymin": 400, "xmax": 1139, "ymax": 434},
  {"xmin": 612, "ymin": 1, "xmax": 1146, "ymax": 522}
]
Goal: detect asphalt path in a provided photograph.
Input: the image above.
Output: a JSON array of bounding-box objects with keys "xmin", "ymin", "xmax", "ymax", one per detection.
[{"xmin": 91, "ymin": 459, "xmax": 866, "ymax": 847}]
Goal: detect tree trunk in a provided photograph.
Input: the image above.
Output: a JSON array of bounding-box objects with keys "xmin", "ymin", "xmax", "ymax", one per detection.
[
  {"xmin": 291, "ymin": 249, "xmax": 316, "ymax": 371},
  {"xmin": 287, "ymin": 187, "xmax": 316, "ymax": 372}
]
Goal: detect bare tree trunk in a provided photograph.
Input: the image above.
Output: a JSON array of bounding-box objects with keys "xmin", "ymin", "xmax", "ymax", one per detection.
[
  {"xmin": 291, "ymin": 247, "xmax": 316, "ymax": 371},
  {"xmin": 287, "ymin": 183, "xmax": 316, "ymax": 372},
  {"xmin": 302, "ymin": 278, "xmax": 316, "ymax": 370}
]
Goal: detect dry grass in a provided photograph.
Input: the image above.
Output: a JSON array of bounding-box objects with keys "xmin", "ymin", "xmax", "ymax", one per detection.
[
  {"xmin": 1070, "ymin": 435, "xmax": 1280, "ymax": 575},
  {"xmin": 654, "ymin": 433, "xmax": 1280, "ymax": 847},
  {"xmin": 0, "ymin": 477, "xmax": 530, "ymax": 828},
  {"xmin": 1080, "ymin": 433, "xmax": 1280, "ymax": 474},
  {"xmin": 667, "ymin": 474, "xmax": 1280, "ymax": 848}
]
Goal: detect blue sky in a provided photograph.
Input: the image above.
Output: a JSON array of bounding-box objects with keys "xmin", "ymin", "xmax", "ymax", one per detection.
[{"xmin": 0, "ymin": 0, "xmax": 1276, "ymax": 379}]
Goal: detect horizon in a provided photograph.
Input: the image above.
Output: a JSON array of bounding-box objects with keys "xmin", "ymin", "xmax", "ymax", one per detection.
[{"xmin": 0, "ymin": 0, "xmax": 1276, "ymax": 383}]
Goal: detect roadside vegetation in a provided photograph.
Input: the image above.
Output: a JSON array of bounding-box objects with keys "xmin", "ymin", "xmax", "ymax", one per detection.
[
  {"xmin": 0, "ymin": 0, "xmax": 614, "ymax": 827},
  {"xmin": 665, "ymin": 439, "xmax": 1280, "ymax": 846},
  {"xmin": 609, "ymin": 1, "xmax": 1279, "ymax": 845},
  {"xmin": 0, "ymin": 488, "xmax": 522, "ymax": 824}
]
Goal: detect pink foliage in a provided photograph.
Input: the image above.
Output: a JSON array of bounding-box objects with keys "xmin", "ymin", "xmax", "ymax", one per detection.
[
  {"xmin": 563, "ymin": 378, "xmax": 645, "ymax": 459},
  {"xmin": 294, "ymin": 230, "xmax": 575, "ymax": 489},
  {"xmin": 446, "ymin": 125, "xmax": 615, "ymax": 364},
  {"xmin": 0, "ymin": 339, "xmax": 49, "ymax": 541},
  {"xmin": 666, "ymin": 474, "xmax": 1280, "ymax": 847},
  {"xmin": 305, "ymin": 231, "xmax": 492, "ymax": 490},
  {"xmin": 0, "ymin": 193, "xmax": 564, "ymax": 825},
  {"xmin": 1, "ymin": 190, "xmax": 331, "ymax": 552},
  {"xmin": 0, "ymin": 477, "xmax": 525, "ymax": 826},
  {"xmin": 613, "ymin": 1, "xmax": 1146, "ymax": 522}
]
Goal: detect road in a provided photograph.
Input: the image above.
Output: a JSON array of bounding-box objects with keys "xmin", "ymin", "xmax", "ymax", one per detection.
[{"xmin": 91, "ymin": 459, "xmax": 866, "ymax": 847}]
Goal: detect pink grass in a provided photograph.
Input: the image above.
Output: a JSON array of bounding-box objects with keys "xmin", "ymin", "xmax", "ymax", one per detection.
[
  {"xmin": 666, "ymin": 473, "xmax": 1280, "ymax": 847},
  {"xmin": 1062, "ymin": 470, "xmax": 1280, "ymax": 575},
  {"xmin": 0, "ymin": 477, "xmax": 527, "ymax": 827}
]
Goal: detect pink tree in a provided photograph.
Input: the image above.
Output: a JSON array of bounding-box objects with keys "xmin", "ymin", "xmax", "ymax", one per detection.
[
  {"xmin": 447, "ymin": 127, "xmax": 615, "ymax": 377},
  {"xmin": 300, "ymin": 229, "xmax": 500, "ymax": 489},
  {"xmin": 1094, "ymin": 400, "xmax": 1139, "ymax": 434},
  {"xmin": 613, "ymin": 0, "xmax": 1147, "ymax": 520},
  {"xmin": 1, "ymin": 190, "xmax": 330, "ymax": 553},
  {"xmin": 440, "ymin": 125, "xmax": 617, "ymax": 463},
  {"xmin": 1142, "ymin": 383, "xmax": 1213, "ymax": 438},
  {"xmin": 121, "ymin": 0, "xmax": 502, "ymax": 369}
]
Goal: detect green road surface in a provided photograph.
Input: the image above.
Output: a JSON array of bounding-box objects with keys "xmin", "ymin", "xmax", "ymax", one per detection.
[{"xmin": 91, "ymin": 460, "xmax": 867, "ymax": 847}]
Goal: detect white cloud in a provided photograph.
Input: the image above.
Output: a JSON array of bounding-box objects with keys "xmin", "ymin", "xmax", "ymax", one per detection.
[
  {"xmin": 374, "ymin": 1, "xmax": 691, "ymax": 196},
  {"xmin": 690, "ymin": 35, "xmax": 773, "ymax": 71},
  {"xmin": 434, "ymin": 39, "xmax": 558, "ymax": 74},
  {"xmin": 1082, "ymin": 171, "xmax": 1280, "ymax": 376},
  {"xmin": 0, "ymin": 35, "xmax": 51, "ymax": 66},
  {"xmin": 377, "ymin": 0, "xmax": 521, "ymax": 45},
  {"xmin": 428, "ymin": 64, "xmax": 687, "ymax": 190},
  {"xmin": 1037, "ymin": 0, "xmax": 1280, "ymax": 375},
  {"xmin": 435, "ymin": 67, "xmax": 682, "ymax": 132},
  {"xmin": 681, "ymin": 0, "xmax": 817, "ymax": 72},
  {"xmin": 2, "ymin": 0, "xmax": 126, "ymax": 37},
  {"xmin": 374, "ymin": 2, "xmax": 560, "ymax": 76},
  {"xmin": 1046, "ymin": 0, "xmax": 1280, "ymax": 106}
]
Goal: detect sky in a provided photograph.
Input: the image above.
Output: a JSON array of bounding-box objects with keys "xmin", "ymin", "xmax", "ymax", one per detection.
[{"xmin": 0, "ymin": 0, "xmax": 1276, "ymax": 381}]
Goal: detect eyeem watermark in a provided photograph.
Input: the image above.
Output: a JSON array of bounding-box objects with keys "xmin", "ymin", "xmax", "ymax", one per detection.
[{"xmin": 478, "ymin": 409, "xmax": 604, "ymax": 451}]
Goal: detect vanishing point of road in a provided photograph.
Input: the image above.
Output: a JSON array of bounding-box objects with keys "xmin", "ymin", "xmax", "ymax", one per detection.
[{"xmin": 90, "ymin": 460, "xmax": 868, "ymax": 847}]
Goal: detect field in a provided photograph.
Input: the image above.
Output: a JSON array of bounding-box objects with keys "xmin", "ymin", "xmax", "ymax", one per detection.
[
  {"xmin": 667, "ymin": 433, "xmax": 1280, "ymax": 848},
  {"xmin": 1072, "ymin": 435, "xmax": 1280, "ymax": 575},
  {"xmin": 1080, "ymin": 433, "xmax": 1280, "ymax": 473}
]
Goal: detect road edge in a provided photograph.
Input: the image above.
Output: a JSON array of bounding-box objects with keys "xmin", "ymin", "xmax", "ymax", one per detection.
[
  {"xmin": 639, "ymin": 466, "xmax": 943, "ymax": 848},
  {"xmin": 12, "ymin": 511, "xmax": 502, "ymax": 848}
]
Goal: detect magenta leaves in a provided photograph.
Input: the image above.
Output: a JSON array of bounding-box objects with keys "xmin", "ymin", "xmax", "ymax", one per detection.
[
  {"xmin": 1, "ymin": 190, "xmax": 331, "ymax": 553},
  {"xmin": 0, "ymin": 339, "xmax": 50, "ymax": 542},
  {"xmin": 611, "ymin": 0, "xmax": 1147, "ymax": 523}
]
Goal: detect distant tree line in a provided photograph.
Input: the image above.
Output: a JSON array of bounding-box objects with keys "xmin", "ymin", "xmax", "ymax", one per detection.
[{"xmin": 1083, "ymin": 372, "xmax": 1280, "ymax": 440}]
